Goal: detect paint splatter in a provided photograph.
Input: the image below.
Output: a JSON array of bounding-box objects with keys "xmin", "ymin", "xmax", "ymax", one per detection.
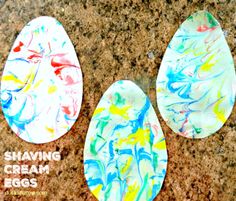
[
  {"xmin": 13, "ymin": 41, "xmax": 24, "ymax": 52},
  {"xmin": 156, "ymin": 11, "xmax": 236, "ymax": 138},
  {"xmin": 0, "ymin": 16, "xmax": 83, "ymax": 144},
  {"xmin": 84, "ymin": 80, "xmax": 168, "ymax": 201}
]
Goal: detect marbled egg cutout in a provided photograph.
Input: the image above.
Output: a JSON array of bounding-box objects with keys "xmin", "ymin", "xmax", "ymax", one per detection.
[
  {"xmin": 84, "ymin": 80, "xmax": 168, "ymax": 201},
  {"xmin": 1, "ymin": 16, "xmax": 83, "ymax": 144},
  {"xmin": 156, "ymin": 11, "xmax": 236, "ymax": 138}
]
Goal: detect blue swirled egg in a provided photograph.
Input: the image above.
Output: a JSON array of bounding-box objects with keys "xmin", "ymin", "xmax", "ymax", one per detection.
[
  {"xmin": 84, "ymin": 80, "xmax": 168, "ymax": 201},
  {"xmin": 156, "ymin": 11, "xmax": 236, "ymax": 138}
]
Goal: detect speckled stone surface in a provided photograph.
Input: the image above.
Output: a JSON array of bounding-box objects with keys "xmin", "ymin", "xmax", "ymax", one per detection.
[{"xmin": 0, "ymin": 0, "xmax": 235, "ymax": 201}]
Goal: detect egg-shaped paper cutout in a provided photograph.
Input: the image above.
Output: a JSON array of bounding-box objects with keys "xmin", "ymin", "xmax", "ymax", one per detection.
[
  {"xmin": 84, "ymin": 80, "xmax": 168, "ymax": 201},
  {"xmin": 156, "ymin": 11, "xmax": 236, "ymax": 138},
  {"xmin": 0, "ymin": 16, "xmax": 83, "ymax": 144}
]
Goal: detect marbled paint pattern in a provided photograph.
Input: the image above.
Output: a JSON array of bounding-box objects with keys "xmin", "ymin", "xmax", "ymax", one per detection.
[
  {"xmin": 156, "ymin": 11, "xmax": 236, "ymax": 138},
  {"xmin": 0, "ymin": 16, "xmax": 83, "ymax": 143},
  {"xmin": 84, "ymin": 80, "xmax": 167, "ymax": 201}
]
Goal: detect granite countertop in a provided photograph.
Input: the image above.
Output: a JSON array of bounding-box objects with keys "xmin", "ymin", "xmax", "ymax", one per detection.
[{"xmin": 0, "ymin": 0, "xmax": 235, "ymax": 201}]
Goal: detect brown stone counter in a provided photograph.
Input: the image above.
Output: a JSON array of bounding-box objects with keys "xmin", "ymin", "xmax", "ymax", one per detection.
[{"xmin": 0, "ymin": 0, "xmax": 235, "ymax": 200}]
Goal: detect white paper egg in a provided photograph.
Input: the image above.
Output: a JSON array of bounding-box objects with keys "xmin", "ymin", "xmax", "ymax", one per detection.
[
  {"xmin": 84, "ymin": 80, "xmax": 167, "ymax": 201},
  {"xmin": 156, "ymin": 11, "xmax": 236, "ymax": 138},
  {"xmin": 1, "ymin": 16, "xmax": 83, "ymax": 143}
]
